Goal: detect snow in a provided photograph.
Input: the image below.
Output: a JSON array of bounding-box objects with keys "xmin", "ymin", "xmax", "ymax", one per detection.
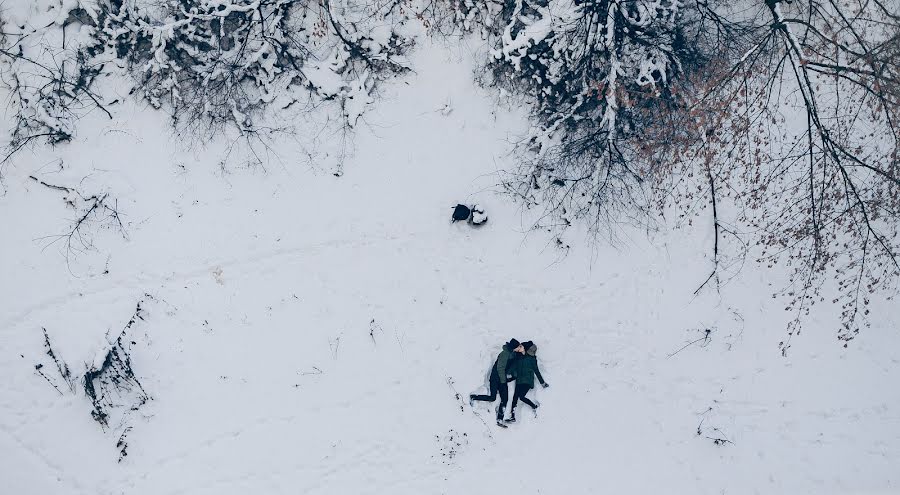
[
  {"xmin": 471, "ymin": 204, "xmax": 487, "ymax": 225},
  {"xmin": 342, "ymin": 71, "xmax": 374, "ymax": 126},
  {"xmin": 1, "ymin": 21, "xmax": 900, "ymax": 495},
  {"xmin": 302, "ymin": 51, "xmax": 351, "ymax": 98}
]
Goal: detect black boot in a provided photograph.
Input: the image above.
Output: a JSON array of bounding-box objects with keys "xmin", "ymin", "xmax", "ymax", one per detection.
[{"xmin": 505, "ymin": 409, "xmax": 517, "ymax": 423}]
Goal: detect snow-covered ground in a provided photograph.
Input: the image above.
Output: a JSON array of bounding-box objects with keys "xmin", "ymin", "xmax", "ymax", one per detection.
[{"xmin": 2, "ymin": 34, "xmax": 899, "ymax": 495}]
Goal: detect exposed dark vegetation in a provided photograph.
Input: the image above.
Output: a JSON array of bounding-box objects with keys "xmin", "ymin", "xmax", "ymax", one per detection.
[{"xmin": 34, "ymin": 295, "xmax": 154, "ymax": 458}]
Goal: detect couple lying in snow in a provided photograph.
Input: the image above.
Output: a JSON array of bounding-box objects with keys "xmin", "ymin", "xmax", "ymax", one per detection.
[{"xmin": 470, "ymin": 338, "xmax": 548, "ymax": 425}]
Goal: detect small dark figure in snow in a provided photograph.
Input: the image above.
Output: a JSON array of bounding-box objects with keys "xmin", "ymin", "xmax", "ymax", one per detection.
[
  {"xmin": 470, "ymin": 339, "xmax": 525, "ymax": 424},
  {"xmin": 505, "ymin": 341, "xmax": 548, "ymax": 423},
  {"xmin": 451, "ymin": 204, "xmax": 471, "ymax": 222},
  {"xmin": 451, "ymin": 204, "xmax": 488, "ymax": 226}
]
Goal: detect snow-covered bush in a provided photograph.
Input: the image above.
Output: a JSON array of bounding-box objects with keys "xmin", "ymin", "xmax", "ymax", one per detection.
[
  {"xmin": 95, "ymin": 0, "xmax": 414, "ymax": 132},
  {"xmin": 0, "ymin": 6, "xmax": 111, "ymax": 164},
  {"xmin": 1, "ymin": 0, "xmax": 414, "ymax": 165}
]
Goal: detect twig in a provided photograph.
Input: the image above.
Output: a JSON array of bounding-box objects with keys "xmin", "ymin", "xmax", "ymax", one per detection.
[
  {"xmin": 696, "ymin": 407, "xmax": 733, "ymax": 445},
  {"xmin": 117, "ymin": 426, "xmax": 133, "ymax": 463},
  {"xmin": 329, "ymin": 337, "xmax": 341, "ymax": 360},
  {"xmin": 41, "ymin": 327, "xmax": 74, "ymax": 392},
  {"xmin": 705, "ymin": 426, "xmax": 734, "ymax": 445},
  {"xmin": 34, "ymin": 364, "xmax": 64, "ymax": 396},
  {"xmin": 369, "ymin": 319, "xmax": 378, "ymax": 346},
  {"xmin": 29, "ymin": 175, "xmax": 72, "ymax": 193},
  {"xmin": 667, "ymin": 328, "xmax": 713, "ymax": 358},
  {"xmin": 694, "ymin": 162, "xmax": 720, "ymax": 295},
  {"xmin": 705, "ymin": 434, "xmax": 734, "ymax": 446}
]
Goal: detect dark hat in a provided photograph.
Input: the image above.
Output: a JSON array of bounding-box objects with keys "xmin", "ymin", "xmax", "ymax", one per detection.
[
  {"xmin": 506, "ymin": 338, "xmax": 521, "ymax": 349},
  {"xmin": 521, "ymin": 340, "xmax": 534, "ymax": 350}
]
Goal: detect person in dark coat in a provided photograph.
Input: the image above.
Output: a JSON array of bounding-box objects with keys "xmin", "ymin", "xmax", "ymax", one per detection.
[
  {"xmin": 470, "ymin": 339, "xmax": 525, "ymax": 422},
  {"xmin": 506, "ymin": 341, "xmax": 548, "ymax": 423}
]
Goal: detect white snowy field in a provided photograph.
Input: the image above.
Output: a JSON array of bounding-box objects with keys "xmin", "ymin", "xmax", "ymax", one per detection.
[{"xmin": 1, "ymin": 36, "xmax": 899, "ymax": 495}]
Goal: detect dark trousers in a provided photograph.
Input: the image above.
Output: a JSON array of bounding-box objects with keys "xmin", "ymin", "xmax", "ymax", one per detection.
[
  {"xmin": 511, "ymin": 384, "xmax": 537, "ymax": 410},
  {"xmin": 471, "ymin": 373, "xmax": 508, "ymax": 419}
]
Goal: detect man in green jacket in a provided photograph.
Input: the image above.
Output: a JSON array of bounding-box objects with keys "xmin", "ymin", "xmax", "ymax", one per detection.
[
  {"xmin": 506, "ymin": 341, "xmax": 548, "ymax": 423},
  {"xmin": 470, "ymin": 339, "xmax": 525, "ymax": 423}
]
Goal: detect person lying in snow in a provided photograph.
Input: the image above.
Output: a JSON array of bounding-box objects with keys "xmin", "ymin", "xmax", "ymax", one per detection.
[
  {"xmin": 470, "ymin": 338, "xmax": 525, "ymax": 423},
  {"xmin": 505, "ymin": 341, "xmax": 548, "ymax": 423}
]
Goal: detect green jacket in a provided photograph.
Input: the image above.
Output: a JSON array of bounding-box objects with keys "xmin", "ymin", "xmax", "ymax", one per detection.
[
  {"xmin": 512, "ymin": 352, "xmax": 545, "ymax": 389},
  {"xmin": 492, "ymin": 345, "xmax": 515, "ymax": 384}
]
